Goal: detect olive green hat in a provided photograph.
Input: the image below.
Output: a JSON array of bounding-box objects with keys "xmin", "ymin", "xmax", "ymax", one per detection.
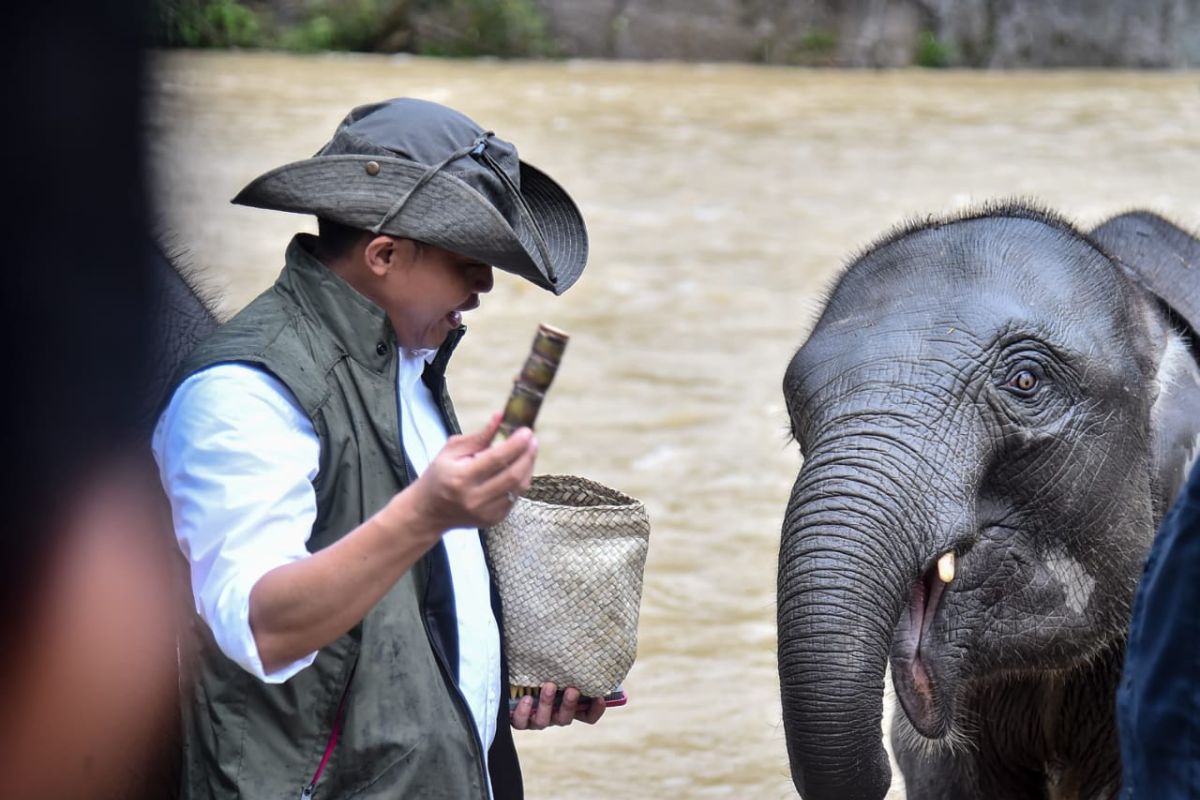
[{"xmin": 232, "ymin": 97, "xmax": 588, "ymax": 294}]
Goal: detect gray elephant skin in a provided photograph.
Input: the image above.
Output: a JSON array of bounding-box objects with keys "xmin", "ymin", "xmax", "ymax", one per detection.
[
  {"xmin": 145, "ymin": 241, "xmax": 220, "ymax": 426},
  {"xmin": 777, "ymin": 204, "xmax": 1200, "ymax": 800},
  {"xmin": 137, "ymin": 242, "xmax": 219, "ymax": 799}
]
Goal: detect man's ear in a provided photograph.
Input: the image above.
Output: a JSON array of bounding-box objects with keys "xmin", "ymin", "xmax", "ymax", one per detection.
[
  {"xmin": 362, "ymin": 235, "xmax": 394, "ymax": 278},
  {"xmin": 363, "ymin": 236, "xmax": 418, "ymax": 278}
]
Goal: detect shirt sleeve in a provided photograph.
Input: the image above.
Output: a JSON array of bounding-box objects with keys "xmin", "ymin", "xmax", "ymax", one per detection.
[{"xmin": 151, "ymin": 363, "xmax": 321, "ymax": 683}]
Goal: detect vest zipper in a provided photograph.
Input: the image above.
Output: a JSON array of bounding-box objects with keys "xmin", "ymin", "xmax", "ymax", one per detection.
[
  {"xmin": 431, "ymin": 380, "xmax": 491, "ymax": 800},
  {"xmin": 423, "ymin": 613, "xmax": 492, "ymax": 800},
  {"xmin": 299, "ymin": 661, "xmax": 357, "ymax": 800},
  {"xmin": 415, "ymin": 336, "xmax": 489, "ymax": 799}
]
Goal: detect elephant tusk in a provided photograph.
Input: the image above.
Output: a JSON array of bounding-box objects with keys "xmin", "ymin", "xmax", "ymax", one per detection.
[{"xmin": 937, "ymin": 551, "xmax": 956, "ymax": 584}]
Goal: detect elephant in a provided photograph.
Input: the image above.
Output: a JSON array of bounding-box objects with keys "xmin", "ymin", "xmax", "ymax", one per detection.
[
  {"xmin": 134, "ymin": 241, "xmax": 220, "ymax": 799},
  {"xmin": 144, "ymin": 241, "xmax": 220, "ymax": 427},
  {"xmin": 777, "ymin": 204, "xmax": 1200, "ymax": 800}
]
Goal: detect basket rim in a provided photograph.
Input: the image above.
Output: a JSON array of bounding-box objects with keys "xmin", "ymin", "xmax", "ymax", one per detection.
[{"xmin": 518, "ymin": 474, "xmax": 645, "ymax": 511}]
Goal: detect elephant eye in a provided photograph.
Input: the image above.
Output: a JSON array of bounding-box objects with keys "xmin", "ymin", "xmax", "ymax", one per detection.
[{"xmin": 1005, "ymin": 369, "xmax": 1039, "ymax": 396}]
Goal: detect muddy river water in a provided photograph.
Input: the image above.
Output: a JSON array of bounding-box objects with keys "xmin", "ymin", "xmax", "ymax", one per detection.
[{"xmin": 147, "ymin": 52, "xmax": 1200, "ymax": 798}]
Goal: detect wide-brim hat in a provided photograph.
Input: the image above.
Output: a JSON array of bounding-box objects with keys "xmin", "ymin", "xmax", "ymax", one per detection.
[{"xmin": 232, "ymin": 98, "xmax": 587, "ymax": 294}]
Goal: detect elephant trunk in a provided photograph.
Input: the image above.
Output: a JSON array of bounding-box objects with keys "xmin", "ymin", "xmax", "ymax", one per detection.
[{"xmin": 777, "ymin": 453, "xmax": 926, "ymax": 800}]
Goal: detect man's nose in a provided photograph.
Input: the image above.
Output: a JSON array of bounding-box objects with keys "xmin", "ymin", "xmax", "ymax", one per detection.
[{"xmin": 472, "ymin": 265, "xmax": 494, "ymax": 294}]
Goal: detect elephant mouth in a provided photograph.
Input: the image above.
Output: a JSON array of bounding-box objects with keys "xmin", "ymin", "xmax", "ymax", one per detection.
[{"xmin": 890, "ymin": 553, "xmax": 956, "ymax": 738}]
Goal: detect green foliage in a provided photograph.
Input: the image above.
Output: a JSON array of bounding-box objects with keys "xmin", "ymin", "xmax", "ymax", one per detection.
[
  {"xmin": 774, "ymin": 27, "xmax": 839, "ymax": 65},
  {"xmin": 915, "ymin": 31, "xmax": 953, "ymax": 68},
  {"xmin": 151, "ymin": 0, "xmax": 550, "ymax": 56},
  {"xmin": 278, "ymin": 0, "xmax": 392, "ymax": 52},
  {"xmin": 416, "ymin": 0, "xmax": 553, "ymax": 58},
  {"xmin": 278, "ymin": 15, "xmax": 334, "ymax": 51},
  {"xmin": 152, "ymin": 0, "xmax": 265, "ymax": 48},
  {"xmin": 151, "ymin": 0, "xmax": 393, "ymax": 51},
  {"xmin": 800, "ymin": 28, "xmax": 837, "ymax": 55}
]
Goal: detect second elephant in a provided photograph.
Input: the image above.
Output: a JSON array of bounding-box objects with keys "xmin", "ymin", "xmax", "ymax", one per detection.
[{"xmin": 777, "ymin": 204, "xmax": 1200, "ymax": 800}]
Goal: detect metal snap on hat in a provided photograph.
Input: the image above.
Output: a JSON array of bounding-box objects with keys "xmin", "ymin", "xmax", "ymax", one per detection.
[{"xmin": 231, "ymin": 97, "xmax": 588, "ymax": 294}]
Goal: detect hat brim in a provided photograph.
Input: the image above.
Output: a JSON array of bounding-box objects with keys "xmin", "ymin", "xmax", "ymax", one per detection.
[{"xmin": 232, "ymin": 154, "xmax": 587, "ymax": 294}]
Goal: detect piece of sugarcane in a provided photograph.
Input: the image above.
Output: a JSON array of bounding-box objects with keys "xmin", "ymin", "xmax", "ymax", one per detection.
[{"xmin": 495, "ymin": 323, "xmax": 568, "ymax": 441}]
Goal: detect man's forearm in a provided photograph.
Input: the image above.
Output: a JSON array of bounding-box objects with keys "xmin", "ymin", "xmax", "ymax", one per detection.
[
  {"xmin": 247, "ymin": 491, "xmax": 443, "ymax": 674},
  {"xmin": 245, "ymin": 419, "xmax": 534, "ymax": 675}
]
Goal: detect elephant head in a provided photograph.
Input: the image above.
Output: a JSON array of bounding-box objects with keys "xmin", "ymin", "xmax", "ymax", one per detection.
[{"xmin": 777, "ymin": 205, "xmax": 1200, "ymax": 799}]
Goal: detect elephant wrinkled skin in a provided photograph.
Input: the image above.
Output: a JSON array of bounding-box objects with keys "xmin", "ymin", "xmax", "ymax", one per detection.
[
  {"xmin": 144, "ymin": 242, "xmax": 220, "ymax": 426},
  {"xmin": 777, "ymin": 205, "xmax": 1200, "ymax": 800}
]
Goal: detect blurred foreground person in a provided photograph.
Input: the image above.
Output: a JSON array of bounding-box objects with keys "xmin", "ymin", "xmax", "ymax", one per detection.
[
  {"xmin": 1, "ymin": 1, "xmax": 195, "ymax": 798},
  {"xmin": 1118, "ymin": 456, "xmax": 1200, "ymax": 798},
  {"xmin": 152, "ymin": 98, "xmax": 602, "ymax": 800}
]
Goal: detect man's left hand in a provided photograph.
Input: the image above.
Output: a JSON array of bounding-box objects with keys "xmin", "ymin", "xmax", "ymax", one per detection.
[{"xmin": 510, "ymin": 683, "xmax": 606, "ymax": 730}]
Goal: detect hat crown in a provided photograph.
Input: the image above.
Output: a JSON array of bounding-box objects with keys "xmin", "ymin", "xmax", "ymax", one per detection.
[
  {"xmin": 232, "ymin": 96, "xmax": 588, "ymax": 294},
  {"xmin": 317, "ymin": 98, "xmax": 521, "ymax": 209}
]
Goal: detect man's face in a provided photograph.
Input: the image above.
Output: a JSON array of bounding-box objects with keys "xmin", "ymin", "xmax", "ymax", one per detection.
[{"xmin": 380, "ymin": 239, "xmax": 494, "ymax": 351}]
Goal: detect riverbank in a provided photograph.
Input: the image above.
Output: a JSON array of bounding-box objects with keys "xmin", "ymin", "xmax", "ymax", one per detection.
[{"xmin": 153, "ymin": 0, "xmax": 1200, "ymax": 68}]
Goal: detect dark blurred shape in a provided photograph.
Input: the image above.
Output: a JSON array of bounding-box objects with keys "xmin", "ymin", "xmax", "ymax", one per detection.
[
  {"xmin": 1, "ymin": 1, "xmax": 198, "ymax": 798},
  {"xmin": 3, "ymin": 0, "xmax": 152, "ymax": 624}
]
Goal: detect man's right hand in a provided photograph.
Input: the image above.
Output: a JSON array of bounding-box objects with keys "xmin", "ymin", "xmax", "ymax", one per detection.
[
  {"xmin": 248, "ymin": 412, "xmax": 535, "ymax": 674},
  {"xmin": 408, "ymin": 411, "xmax": 538, "ymax": 532}
]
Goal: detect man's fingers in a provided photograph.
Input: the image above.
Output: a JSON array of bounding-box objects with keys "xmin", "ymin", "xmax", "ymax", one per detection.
[
  {"xmin": 481, "ymin": 411, "xmax": 503, "ymax": 440},
  {"xmin": 442, "ymin": 413, "xmax": 504, "ymax": 457},
  {"xmin": 577, "ymin": 695, "xmax": 606, "ymax": 724},
  {"xmin": 511, "ymin": 694, "xmax": 533, "ymax": 730},
  {"xmin": 533, "ymin": 683, "xmax": 555, "ymax": 730},
  {"xmin": 510, "ymin": 686, "xmax": 601, "ymax": 731},
  {"xmin": 474, "ymin": 443, "xmax": 537, "ymax": 526},
  {"xmin": 460, "ymin": 427, "xmax": 534, "ymax": 483},
  {"xmin": 554, "ymin": 687, "xmax": 580, "ymax": 726},
  {"xmin": 477, "ymin": 439, "xmax": 537, "ymax": 500}
]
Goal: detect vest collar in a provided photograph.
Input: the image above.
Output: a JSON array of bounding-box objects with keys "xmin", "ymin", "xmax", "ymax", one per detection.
[{"xmin": 278, "ymin": 233, "xmax": 464, "ymax": 375}]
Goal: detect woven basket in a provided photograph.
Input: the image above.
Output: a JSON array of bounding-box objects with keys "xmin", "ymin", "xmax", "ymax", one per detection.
[{"xmin": 487, "ymin": 475, "xmax": 650, "ymax": 698}]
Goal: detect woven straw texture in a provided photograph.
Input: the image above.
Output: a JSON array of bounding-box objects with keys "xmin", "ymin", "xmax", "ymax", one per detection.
[{"xmin": 487, "ymin": 475, "xmax": 650, "ymax": 697}]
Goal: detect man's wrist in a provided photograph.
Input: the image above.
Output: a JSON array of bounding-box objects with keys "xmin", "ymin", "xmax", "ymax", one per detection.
[{"xmin": 373, "ymin": 487, "xmax": 446, "ymax": 549}]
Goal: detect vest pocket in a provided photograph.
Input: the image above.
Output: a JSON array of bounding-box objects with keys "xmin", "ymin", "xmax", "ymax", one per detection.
[
  {"xmin": 300, "ymin": 660, "xmax": 357, "ymax": 799},
  {"xmin": 339, "ymin": 740, "xmax": 422, "ymax": 799}
]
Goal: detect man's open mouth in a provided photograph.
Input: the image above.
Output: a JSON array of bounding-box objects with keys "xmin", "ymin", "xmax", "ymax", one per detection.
[{"xmin": 447, "ymin": 296, "xmax": 480, "ymax": 326}]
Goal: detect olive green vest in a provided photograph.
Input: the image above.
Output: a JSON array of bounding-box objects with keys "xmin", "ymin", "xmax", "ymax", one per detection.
[{"xmin": 174, "ymin": 235, "xmax": 520, "ymax": 799}]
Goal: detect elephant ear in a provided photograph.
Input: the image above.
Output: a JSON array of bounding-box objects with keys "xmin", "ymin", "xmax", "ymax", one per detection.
[
  {"xmin": 1091, "ymin": 211, "xmax": 1200, "ymax": 338},
  {"xmin": 1090, "ymin": 211, "xmax": 1200, "ymax": 520}
]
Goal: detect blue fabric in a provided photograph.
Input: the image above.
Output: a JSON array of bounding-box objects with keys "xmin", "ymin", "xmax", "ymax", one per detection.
[{"xmin": 1118, "ymin": 456, "xmax": 1200, "ymax": 799}]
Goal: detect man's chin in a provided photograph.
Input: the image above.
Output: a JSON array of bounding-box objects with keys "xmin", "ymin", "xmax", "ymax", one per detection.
[{"xmin": 417, "ymin": 323, "xmax": 454, "ymax": 351}]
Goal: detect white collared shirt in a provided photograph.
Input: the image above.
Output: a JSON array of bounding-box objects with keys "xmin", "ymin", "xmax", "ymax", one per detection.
[{"xmin": 151, "ymin": 350, "xmax": 501, "ymax": 787}]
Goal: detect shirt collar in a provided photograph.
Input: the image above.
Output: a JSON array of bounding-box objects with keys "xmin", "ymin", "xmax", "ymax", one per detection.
[{"xmin": 397, "ymin": 347, "xmax": 437, "ymax": 395}]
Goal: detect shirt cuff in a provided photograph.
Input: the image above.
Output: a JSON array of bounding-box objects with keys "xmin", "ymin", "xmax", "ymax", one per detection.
[{"xmin": 205, "ymin": 558, "xmax": 318, "ymax": 684}]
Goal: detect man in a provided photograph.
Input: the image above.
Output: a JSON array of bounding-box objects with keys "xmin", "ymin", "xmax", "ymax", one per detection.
[{"xmin": 153, "ymin": 98, "xmax": 602, "ymax": 800}]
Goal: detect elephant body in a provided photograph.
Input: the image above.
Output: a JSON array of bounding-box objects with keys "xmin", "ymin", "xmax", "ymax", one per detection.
[
  {"xmin": 778, "ymin": 205, "xmax": 1200, "ymax": 800},
  {"xmin": 144, "ymin": 242, "xmax": 220, "ymax": 426},
  {"xmin": 135, "ymin": 242, "xmax": 220, "ymax": 799}
]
